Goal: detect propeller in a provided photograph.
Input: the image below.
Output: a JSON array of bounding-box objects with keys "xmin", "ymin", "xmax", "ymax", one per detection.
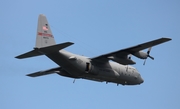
[{"xmin": 143, "ymin": 47, "xmax": 154, "ymax": 65}]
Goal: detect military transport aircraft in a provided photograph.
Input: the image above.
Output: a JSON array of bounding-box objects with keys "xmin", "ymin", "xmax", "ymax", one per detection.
[{"xmin": 15, "ymin": 14, "xmax": 171, "ymax": 86}]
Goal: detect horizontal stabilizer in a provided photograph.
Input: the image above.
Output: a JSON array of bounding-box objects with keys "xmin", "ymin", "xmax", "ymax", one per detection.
[
  {"xmin": 15, "ymin": 42, "xmax": 74, "ymax": 59},
  {"xmin": 27, "ymin": 67, "xmax": 61, "ymax": 77},
  {"xmin": 38, "ymin": 42, "xmax": 74, "ymax": 54},
  {"xmin": 15, "ymin": 50, "xmax": 43, "ymax": 59}
]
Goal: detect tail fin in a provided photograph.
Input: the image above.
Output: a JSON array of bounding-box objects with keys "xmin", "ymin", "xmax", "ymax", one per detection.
[
  {"xmin": 36, "ymin": 14, "xmax": 56, "ymax": 48},
  {"xmin": 15, "ymin": 14, "xmax": 74, "ymax": 59}
]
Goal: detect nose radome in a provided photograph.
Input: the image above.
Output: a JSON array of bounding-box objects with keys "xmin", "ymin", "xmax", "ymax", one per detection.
[{"xmin": 141, "ymin": 78, "xmax": 144, "ymax": 83}]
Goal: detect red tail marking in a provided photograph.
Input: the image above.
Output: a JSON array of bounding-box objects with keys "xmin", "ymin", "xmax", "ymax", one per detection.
[{"xmin": 38, "ymin": 32, "xmax": 53, "ymax": 38}]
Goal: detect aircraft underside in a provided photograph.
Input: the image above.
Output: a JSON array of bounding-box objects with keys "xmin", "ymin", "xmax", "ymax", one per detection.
[{"xmin": 15, "ymin": 14, "xmax": 171, "ymax": 86}]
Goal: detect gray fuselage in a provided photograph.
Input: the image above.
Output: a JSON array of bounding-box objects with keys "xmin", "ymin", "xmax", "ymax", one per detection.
[{"xmin": 46, "ymin": 50, "xmax": 144, "ymax": 85}]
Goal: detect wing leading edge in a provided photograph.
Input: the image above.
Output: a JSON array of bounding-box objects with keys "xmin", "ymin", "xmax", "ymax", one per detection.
[{"xmin": 92, "ymin": 37, "xmax": 172, "ymax": 64}]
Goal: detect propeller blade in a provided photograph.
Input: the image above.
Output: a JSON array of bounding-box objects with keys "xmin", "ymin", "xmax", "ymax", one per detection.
[
  {"xmin": 143, "ymin": 47, "xmax": 154, "ymax": 65},
  {"xmin": 143, "ymin": 59, "xmax": 147, "ymax": 65},
  {"xmin": 148, "ymin": 55, "xmax": 154, "ymax": 60},
  {"xmin": 147, "ymin": 47, "xmax": 152, "ymax": 54}
]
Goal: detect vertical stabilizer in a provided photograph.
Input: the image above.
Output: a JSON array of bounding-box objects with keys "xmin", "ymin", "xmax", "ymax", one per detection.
[
  {"xmin": 36, "ymin": 14, "xmax": 56, "ymax": 48},
  {"xmin": 15, "ymin": 14, "xmax": 74, "ymax": 59}
]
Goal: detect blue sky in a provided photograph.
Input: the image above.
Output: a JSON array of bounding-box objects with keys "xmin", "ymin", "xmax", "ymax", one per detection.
[{"xmin": 1, "ymin": 0, "xmax": 180, "ymax": 109}]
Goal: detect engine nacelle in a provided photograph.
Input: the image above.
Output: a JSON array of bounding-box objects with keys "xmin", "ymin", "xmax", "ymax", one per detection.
[
  {"xmin": 108, "ymin": 56, "xmax": 136, "ymax": 65},
  {"xmin": 133, "ymin": 51, "xmax": 148, "ymax": 59}
]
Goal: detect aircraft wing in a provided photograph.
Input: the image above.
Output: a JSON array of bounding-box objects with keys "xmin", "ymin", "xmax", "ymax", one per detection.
[{"xmin": 92, "ymin": 37, "xmax": 171, "ymax": 64}]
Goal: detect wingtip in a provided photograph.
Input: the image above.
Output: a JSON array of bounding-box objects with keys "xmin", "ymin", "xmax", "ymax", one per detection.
[
  {"xmin": 162, "ymin": 37, "xmax": 172, "ymax": 41},
  {"xmin": 26, "ymin": 74, "xmax": 30, "ymax": 77},
  {"xmin": 26, "ymin": 74, "xmax": 35, "ymax": 77},
  {"xmin": 15, "ymin": 56, "xmax": 21, "ymax": 59},
  {"xmin": 68, "ymin": 42, "xmax": 75, "ymax": 45}
]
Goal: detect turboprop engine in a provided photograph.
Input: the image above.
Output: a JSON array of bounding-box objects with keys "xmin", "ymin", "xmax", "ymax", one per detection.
[
  {"xmin": 133, "ymin": 51, "xmax": 149, "ymax": 59},
  {"xmin": 133, "ymin": 47, "xmax": 154, "ymax": 65}
]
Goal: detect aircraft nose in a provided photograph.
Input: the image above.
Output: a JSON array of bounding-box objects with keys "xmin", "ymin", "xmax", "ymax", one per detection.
[
  {"xmin": 140, "ymin": 78, "xmax": 144, "ymax": 83},
  {"xmin": 141, "ymin": 79, "xmax": 144, "ymax": 83}
]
